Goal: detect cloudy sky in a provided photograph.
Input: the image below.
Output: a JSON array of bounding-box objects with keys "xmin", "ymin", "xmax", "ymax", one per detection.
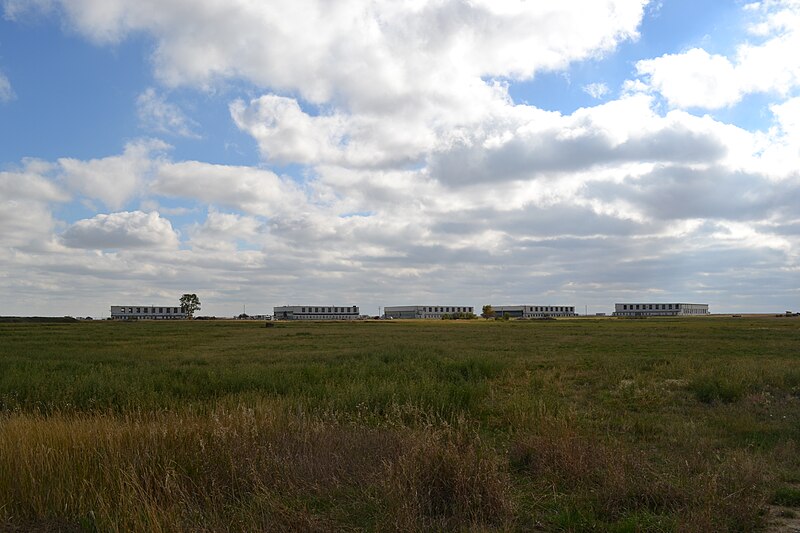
[{"xmin": 1, "ymin": 0, "xmax": 799, "ymax": 317}]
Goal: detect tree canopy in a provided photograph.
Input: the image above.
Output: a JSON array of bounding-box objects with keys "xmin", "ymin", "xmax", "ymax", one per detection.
[{"xmin": 180, "ymin": 294, "xmax": 201, "ymax": 318}]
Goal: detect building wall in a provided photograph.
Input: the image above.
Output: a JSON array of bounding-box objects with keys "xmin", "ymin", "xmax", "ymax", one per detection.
[
  {"xmin": 110, "ymin": 306, "xmax": 188, "ymax": 319},
  {"xmin": 384, "ymin": 305, "xmax": 474, "ymax": 319},
  {"xmin": 273, "ymin": 305, "xmax": 360, "ymax": 320},
  {"xmin": 613, "ymin": 303, "xmax": 709, "ymax": 316},
  {"xmin": 492, "ymin": 305, "xmax": 577, "ymax": 318}
]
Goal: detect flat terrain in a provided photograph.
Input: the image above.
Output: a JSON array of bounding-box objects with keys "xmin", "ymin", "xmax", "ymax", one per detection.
[{"xmin": 1, "ymin": 317, "xmax": 799, "ymax": 531}]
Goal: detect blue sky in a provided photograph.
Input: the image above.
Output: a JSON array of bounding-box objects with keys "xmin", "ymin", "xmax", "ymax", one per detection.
[{"xmin": 1, "ymin": 0, "xmax": 799, "ymax": 317}]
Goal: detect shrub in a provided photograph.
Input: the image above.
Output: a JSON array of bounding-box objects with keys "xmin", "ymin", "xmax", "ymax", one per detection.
[
  {"xmin": 384, "ymin": 430, "xmax": 513, "ymax": 530},
  {"xmin": 689, "ymin": 376, "xmax": 746, "ymax": 404},
  {"xmin": 773, "ymin": 486, "xmax": 800, "ymax": 507}
]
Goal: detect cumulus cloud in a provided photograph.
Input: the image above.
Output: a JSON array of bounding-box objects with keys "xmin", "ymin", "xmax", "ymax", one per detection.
[
  {"xmin": 428, "ymin": 95, "xmax": 730, "ymax": 186},
  {"xmin": 12, "ymin": 0, "xmax": 646, "ymax": 109},
  {"xmin": 230, "ymin": 95, "xmax": 443, "ymax": 169},
  {"xmin": 583, "ymin": 82, "xmax": 610, "ymax": 99},
  {"xmin": 4, "ymin": 0, "xmax": 800, "ymax": 316},
  {"xmin": 0, "ymin": 71, "xmax": 14, "ymax": 103},
  {"xmin": 152, "ymin": 161, "xmax": 307, "ymax": 217},
  {"xmin": 136, "ymin": 88, "xmax": 199, "ymax": 138},
  {"xmin": 0, "ymin": 160, "xmax": 69, "ymax": 250},
  {"xmin": 770, "ymin": 96, "xmax": 800, "ymax": 140},
  {"xmin": 187, "ymin": 210, "xmax": 263, "ymax": 251},
  {"xmin": 60, "ymin": 211, "xmax": 180, "ymax": 249},
  {"xmin": 636, "ymin": 1, "xmax": 800, "ymax": 108},
  {"xmin": 0, "ymin": 159, "xmax": 69, "ymax": 202},
  {"xmin": 59, "ymin": 138, "xmax": 169, "ymax": 210}
]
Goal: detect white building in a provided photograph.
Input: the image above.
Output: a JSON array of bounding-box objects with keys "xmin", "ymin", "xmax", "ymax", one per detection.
[
  {"xmin": 383, "ymin": 305, "xmax": 474, "ymax": 319},
  {"xmin": 613, "ymin": 303, "xmax": 709, "ymax": 317},
  {"xmin": 110, "ymin": 305, "xmax": 188, "ymax": 320},
  {"xmin": 491, "ymin": 305, "xmax": 577, "ymax": 318},
  {"xmin": 273, "ymin": 305, "xmax": 360, "ymax": 320}
]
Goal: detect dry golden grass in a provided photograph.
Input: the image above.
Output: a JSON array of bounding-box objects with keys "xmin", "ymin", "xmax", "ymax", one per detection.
[
  {"xmin": 1, "ymin": 317, "xmax": 799, "ymax": 530},
  {"xmin": 0, "ymin": 403, "xmax": 515, "ymax": 532}
]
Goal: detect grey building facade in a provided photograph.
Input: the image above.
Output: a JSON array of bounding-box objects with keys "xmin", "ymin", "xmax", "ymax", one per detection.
[
  {"xmin": 273, "ymin": 305, "xmax": 360, "ymax": 320},
  {"xmin": 491, "ymin": 305, "xmax": 578, "ymax": 318},
  {"xmin": 613, "ymin": 303, "xmax": 709, "ymax": 317},
  {"xmin": 383, "ymin": 305, "xmax": 474, "ymax": 319},
  {"xmin": 110, "ymin": 305, "xmax": 188, "ymax": 319}
]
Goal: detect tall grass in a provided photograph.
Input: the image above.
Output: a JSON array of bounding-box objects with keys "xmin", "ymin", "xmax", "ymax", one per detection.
[
  {"xmin": 0, "ymin": 403, "xmax": 512, "ymax": 531},
  {"xmin": 1, "ymin": 317, "xmax": 799, "ymax": 530}
]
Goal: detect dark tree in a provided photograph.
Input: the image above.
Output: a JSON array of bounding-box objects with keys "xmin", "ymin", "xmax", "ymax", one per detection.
[{"xmin": 180, "ymin": 294, "xmax": 201, "ymax": 318}]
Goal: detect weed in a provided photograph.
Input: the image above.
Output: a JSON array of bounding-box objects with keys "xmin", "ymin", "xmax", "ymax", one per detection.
[{"xmin": 773, "ymin": 486, "xmax": 800, "ymax": 507}]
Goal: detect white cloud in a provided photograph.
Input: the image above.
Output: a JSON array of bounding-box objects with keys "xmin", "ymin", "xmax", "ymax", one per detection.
[
  {"xmin": 18, "ymin": 0, "xmax": 647, "ymax": 110},
  {"xmin": 230, "ymin": 95, "xmax": 442, "ymax": 169},
  {"xmin": 428, "ymin": 94, "xmax": 731, "ymax": 186},
  {"xmin": 636, "ymin": 1, "xmax": 800, "ymax": 108},
  {"xmin": 583, "ymin": 82, "xmax": 610, "ymax": 99},
  {"xmin": 4, "ymin": 0, "xmax": 800, "ymax": 316},
  {"xmin": 60, "ymin": 211, "xmax": 180, "ymax": 249},
  {"xmin": 0, "ymin": 160, "xmax": 69, "ymax": 250},
  {"xmin": 187, "ymin": 210, "xmax": 263, "ymax": 251},
  {"xmin": 152, "ymin": 160, "xmax": 307, "ymax": 217},
  {"xmin": 136, "ymin": 88, "xmax": 199, "ymax": 138},
  {"xmin": 2, "ymin": 0, "xmax": 55, "ymax": 19},
  {"xmin": 0, "ymin": 159, "xmax": 69, "ymax": 202},
  {"xmin": 0, "ymin": 71, "xmax": 15, "ymax": 103},
  {"xmin": 59, "ymin": 138, "xmax": 170, "ymax": 209},
  {"xmin": 770, "ymin": 96, "xmax": 800, "ymax": 140}
]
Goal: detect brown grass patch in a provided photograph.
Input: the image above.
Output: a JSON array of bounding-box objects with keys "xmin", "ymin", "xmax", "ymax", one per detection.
[
  {"xmin": 0, "ymin": 406, "xmax": 513, "ymax": 532},
  {"xmin": 510, "ymin": 425, "xmax": 770, "ymax": 531}
]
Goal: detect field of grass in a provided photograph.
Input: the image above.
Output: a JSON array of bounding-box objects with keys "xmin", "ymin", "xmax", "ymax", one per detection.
[{"xmin": 1, "ymin": 317, "xmax": 799, "ymax": 531}]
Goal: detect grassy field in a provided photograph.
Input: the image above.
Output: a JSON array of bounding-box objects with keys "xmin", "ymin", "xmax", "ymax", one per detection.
[{"xmin": 1, "ymin": 317, "xmax": 799, "ymax": 531}]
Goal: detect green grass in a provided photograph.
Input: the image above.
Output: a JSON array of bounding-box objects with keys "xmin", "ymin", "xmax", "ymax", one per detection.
[
  {"xmin": 1, "ymin": 317, "xmax": 799, "ymax": 531},
  {"xmin": 773, "ymin": 487, "xmax": 800, "ymax": 507}
]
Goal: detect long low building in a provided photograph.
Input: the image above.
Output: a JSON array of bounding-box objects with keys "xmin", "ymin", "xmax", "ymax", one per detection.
[
  {"xmin": 273, "ymin": 305, "xmax": 360, "ymax": 320},
  {"xmin": 492, "ymin": 305, "xmax": 577, "ymax": 318},
  {"xmin": 384, "ymin": 305, "xmax": 474, "ymax": 319},
  {"xmin": 110, "ymin": 305, "xmax": 188, "ymax": 319},
  {"xmin": 613, "ymin": 303, "xmax": 709, "ymax": 317}
]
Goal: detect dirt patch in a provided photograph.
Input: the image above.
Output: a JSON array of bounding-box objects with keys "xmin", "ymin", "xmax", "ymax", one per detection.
[
  {"xmin": 765, "ymin": 505, "xmax": 800, "ymax": 532},
  {"xmin": 766, "ymin": 483, "xmax": 800, "ymax": 532}
]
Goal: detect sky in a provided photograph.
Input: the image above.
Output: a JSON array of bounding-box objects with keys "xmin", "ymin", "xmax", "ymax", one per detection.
[{"xmin": 0, "ymin": 0, "xmax": 799, "ymax": 318}]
